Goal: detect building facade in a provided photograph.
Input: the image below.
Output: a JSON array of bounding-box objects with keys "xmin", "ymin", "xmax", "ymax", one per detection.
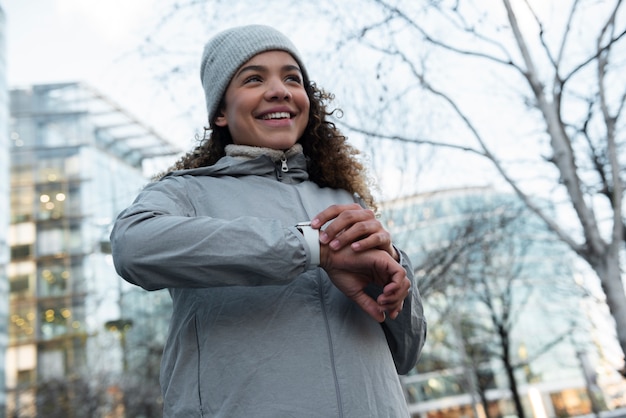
[
  {"xmin": 7, "ymin": 82, "xmax": 178, "ymax": 416},
  {"xmin": 381, "ymin": 188, "xmax": 626, "ymax": 418}
]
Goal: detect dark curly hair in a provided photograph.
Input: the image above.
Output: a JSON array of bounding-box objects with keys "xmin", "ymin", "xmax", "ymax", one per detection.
[{"xmin": 165, "ymin": 81, "xmax": 376, "ymax": 209}]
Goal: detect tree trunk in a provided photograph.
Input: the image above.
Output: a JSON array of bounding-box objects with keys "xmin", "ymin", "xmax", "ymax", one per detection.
[
  {"xmin": 478, "ymin": 387, "xmax": 490, "ymax": 418},
  {"xmin": 500, "ymin": 325, "xmax": 526, "ymax": 418},
  {"xmin": 590, "ymin": 249, "xmax": 626, "ymax": 373}
]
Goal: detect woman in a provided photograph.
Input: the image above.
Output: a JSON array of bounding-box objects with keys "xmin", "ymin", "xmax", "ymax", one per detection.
[{"xmin": 111, "ymin": 24, "xmax": 426, "ymax": 418}]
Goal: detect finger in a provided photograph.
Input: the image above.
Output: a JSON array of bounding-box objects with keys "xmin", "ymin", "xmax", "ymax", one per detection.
[
  {"xmin": 377, "ymin": 290, "xmax": 404, "ymax": 308},
  {"xmin": 350, "ymin": 228, "xmax": 392, "ymax": 252},
  {"xmin": 378, "ymin": 278, "xmax": 410, "ymax": 307},
  {"xmin": 310, "ymin": 204, "xmax": 362, "ymax": 229},
  {"xmin": 389, "ymin": 301, "xmax": 405, "ymax": 320},
  {"xmin": 383, "ymin": 268, "xmax": 409, "ymax": 289},
  {"xmin": 377, "ymin": 298, "xmax": 403, "ymax": 320},
  {"xmin": 321, "ymin": 215, "xmax": 371, "ymax": 246},
  {"xmin": 328, "ymin": 219, "xmax": 380, "ymax": 250},
  {"xmin": 377, "ymin": 289, "xmax": 406, "ymax": 319},
  {"xmin": 381, "ymin": 277, "xmax": 410, "ymax": 296},
  {"xmin": 317, "ymin": 208, "xmax": 375, "ymax": 245}
]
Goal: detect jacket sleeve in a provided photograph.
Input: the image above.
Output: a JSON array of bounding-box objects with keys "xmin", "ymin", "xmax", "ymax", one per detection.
[
  {"xmin": 380, "ymin": 248, "xmax": 427, "ymax": 375},
  {"xmin": 110, "ymin": 177, "xmax": 311, "ymax": 291}
]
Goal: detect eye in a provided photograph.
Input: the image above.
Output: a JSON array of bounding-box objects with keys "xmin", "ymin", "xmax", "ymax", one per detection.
[
  {"xmin": 285, "ymin": 74, "xmax": 303, "ymax": 84},
  {"xmin": 243, "ymin": 75, "xmax": 263, "ymax": 84}
]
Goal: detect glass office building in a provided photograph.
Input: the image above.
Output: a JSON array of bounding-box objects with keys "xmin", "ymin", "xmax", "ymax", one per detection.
[
  {"xmin": 7, "ymin": 82, "xmax": 178, "ymax": 416},
  {"xmin": 381, "ymin": 188, "xmax": 626, "ymax": 418}
]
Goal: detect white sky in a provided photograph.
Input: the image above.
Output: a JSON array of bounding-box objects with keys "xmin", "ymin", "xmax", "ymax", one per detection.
[{"xmin": 4, "ymin": 0, "xmax": 150, "ymax": 83}]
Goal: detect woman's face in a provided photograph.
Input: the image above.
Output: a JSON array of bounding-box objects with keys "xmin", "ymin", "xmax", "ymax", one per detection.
[{"xmin": 214, "ymin": 50, "xmax": 310, "ymax": 150}]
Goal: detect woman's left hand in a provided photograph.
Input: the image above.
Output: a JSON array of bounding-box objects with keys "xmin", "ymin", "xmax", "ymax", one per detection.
[{"xmin": 311, "ymin": 204, "xmax": 399, "ymax": 262}]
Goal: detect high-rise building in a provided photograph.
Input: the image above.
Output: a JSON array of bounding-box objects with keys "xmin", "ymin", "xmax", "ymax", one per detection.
[
  {"xmin": 381, "ymin": 188, "xmax": 626, "ymax": 418},
  {"xmin": 7, "ymin": 82, "xmax": 179, "ymax": 416},
  {"xmin": 0, "ymin": 4, "xmax": 9, "ymax": 418}
]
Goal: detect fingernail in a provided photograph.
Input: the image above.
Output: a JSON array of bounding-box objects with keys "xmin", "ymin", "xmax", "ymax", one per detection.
[
  {"xmin": 311, "ymin": 218, "xmax": 320, "ymax": 228},
  {"xmin": 319, "ymin": 232, "xmax": 329, "ymax": 243},
  {"xmin": 330, "ymin": 240, "xmax": 340, "ymax": 249}
]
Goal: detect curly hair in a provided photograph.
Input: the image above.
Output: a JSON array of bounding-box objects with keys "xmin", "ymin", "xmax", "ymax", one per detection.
[{"xmin": 166, "ymin": 82, "xmax": 376, "ymax": 209}]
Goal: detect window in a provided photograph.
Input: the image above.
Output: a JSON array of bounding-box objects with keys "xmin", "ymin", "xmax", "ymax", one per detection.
[
  {"xmin": 9, "ymin": 303, "xmax": 36, "ymax": 343},
  {"xmin": 11, "ymin": 244, "xmax": 32, "ymax": 260},
  {"xmin": 38, "ymin": 261, "xmax": 70, "ymax": 297},
  {"xmin": 9, "ymin": 261, "xmax": 35, "ymax": 299}
]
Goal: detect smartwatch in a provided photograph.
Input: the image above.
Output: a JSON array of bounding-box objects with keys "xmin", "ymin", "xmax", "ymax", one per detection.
[{"xmin": 296, "ymin": 221, "xmax": 320, "ymax": 267}]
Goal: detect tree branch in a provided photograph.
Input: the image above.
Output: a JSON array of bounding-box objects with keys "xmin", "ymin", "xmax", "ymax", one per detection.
[{"xmin": 596, "ymin": 2, "xmax": 626, "ymax": 249}]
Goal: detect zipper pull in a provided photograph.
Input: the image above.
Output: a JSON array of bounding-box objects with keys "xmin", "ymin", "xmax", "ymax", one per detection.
[{"xmin": 281, "ymin": 157, "xmax": 288, "ymax": 172}]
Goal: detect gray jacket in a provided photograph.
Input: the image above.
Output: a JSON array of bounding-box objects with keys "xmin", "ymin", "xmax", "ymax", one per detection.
[{"xmin": 111, "ymin": 150, "xmax": 427, "ymax": 417}]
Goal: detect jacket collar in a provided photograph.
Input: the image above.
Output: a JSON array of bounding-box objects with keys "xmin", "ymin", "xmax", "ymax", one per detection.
[
  {"xmin": 225, "ymin": 143, "xmax": 303, "ymax": 162},
  {"xmin": 166, "ymin": 143, "xmax": 309, "ymax": 183}
]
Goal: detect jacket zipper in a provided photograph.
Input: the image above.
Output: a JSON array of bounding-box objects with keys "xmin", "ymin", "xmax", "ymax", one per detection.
[{"xmin": 276, "ymin": 156, "xmax": 289, "ymax": 181}]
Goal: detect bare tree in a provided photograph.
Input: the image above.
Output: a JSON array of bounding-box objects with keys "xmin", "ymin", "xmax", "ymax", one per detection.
[
  {"xmin": 401, "ymin": 198, "xmax": 585, "ymax": 417},
  {"xmin": 321, "ymin": 0, "xmax": 626, "ymax": 372}
]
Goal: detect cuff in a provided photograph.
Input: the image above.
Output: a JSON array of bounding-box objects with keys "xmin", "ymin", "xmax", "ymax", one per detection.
[{"xmin": 296, "ymin": 221, "xmax": 320, "ymax": 267}]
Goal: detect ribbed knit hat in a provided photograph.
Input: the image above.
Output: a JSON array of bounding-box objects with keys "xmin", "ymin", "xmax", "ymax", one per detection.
[{"xmin": 200, "ymin": 24, "xmax": 309, "ymax": 124}]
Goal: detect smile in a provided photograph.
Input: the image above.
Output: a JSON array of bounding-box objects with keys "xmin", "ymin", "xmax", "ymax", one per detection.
[{"xmin": 260, "ymin": 112, "xmax": 292, "ymax": 120}]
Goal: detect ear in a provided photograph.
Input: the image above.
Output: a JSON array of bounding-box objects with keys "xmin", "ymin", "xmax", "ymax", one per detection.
[{"xmin": 214, "ymin": 109, "xmax": 228, "ymax": 127}]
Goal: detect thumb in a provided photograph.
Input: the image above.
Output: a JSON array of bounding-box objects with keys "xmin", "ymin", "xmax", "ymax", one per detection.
[{"xmin": 351, "ymin": 291, "xmax": 386, "ymax": 323}]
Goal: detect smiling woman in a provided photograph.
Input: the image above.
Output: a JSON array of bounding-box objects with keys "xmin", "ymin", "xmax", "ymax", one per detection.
[{"xmin": 110, "ymin": 24, "xmax": 426, "ymax": 418}]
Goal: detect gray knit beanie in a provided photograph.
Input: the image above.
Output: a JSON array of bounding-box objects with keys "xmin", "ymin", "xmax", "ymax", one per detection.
[{"xmin": 200, "ymin": 24, "xmax": 309, "ymax": 124}]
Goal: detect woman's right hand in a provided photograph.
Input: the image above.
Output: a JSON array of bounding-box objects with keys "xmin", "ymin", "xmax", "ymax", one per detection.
[{"xmin": 312, "ymin": 204, "xmax": 398, "ymax": 261}]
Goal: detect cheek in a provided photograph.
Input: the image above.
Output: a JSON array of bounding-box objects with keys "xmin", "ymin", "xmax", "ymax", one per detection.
[
  {"xmin": 299, "ymin": 94, "xmax": 311, "ymax": 119},
  {"xmin": 298, "ymin": 98, "xmax": 310, "ymax": 126}
]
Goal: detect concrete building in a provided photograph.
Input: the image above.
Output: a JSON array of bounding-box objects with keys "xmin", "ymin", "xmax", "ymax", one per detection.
[
  {"xmin": 6, "ymin": 82, "xmax": 178, "ymax": 416},
  {"xmin": 381, "ymin": 188, "xmax": 626, "ymax": 418}
]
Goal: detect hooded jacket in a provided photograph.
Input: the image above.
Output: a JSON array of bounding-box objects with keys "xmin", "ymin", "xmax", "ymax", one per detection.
[{"xmin": 110, "ymin": 145, "xmax": 427, "ymax": 418}]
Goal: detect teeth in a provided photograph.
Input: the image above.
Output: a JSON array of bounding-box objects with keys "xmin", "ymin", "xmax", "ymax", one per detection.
[{"xmin": 262, "ymin": 112, "xmax": 290, "ymax": 120}]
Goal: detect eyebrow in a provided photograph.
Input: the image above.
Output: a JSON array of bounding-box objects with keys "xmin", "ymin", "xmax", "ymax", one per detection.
[{"xmin": 235, "ymin": 64, "xmax": 303, "ymax": 78}]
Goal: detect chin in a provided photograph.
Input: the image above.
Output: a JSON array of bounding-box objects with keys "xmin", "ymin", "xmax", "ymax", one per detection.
[{"xmin": 267, "ymin": 141, "xmax": 298, "ymax": 150}]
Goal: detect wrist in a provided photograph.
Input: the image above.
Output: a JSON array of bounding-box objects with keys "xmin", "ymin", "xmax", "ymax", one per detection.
[
  {"xmin": 319, "ymin": 242, "xmax": 330, "ymax": 270},
  {"xmin": 296, "ymin": 222, "xmax": 320, "ymax": 267}
]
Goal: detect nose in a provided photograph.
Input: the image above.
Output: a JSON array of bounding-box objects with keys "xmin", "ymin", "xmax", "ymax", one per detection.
[{"xmin": 265, "ymin": 78, "xmax": 291, "ymax": 101}]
